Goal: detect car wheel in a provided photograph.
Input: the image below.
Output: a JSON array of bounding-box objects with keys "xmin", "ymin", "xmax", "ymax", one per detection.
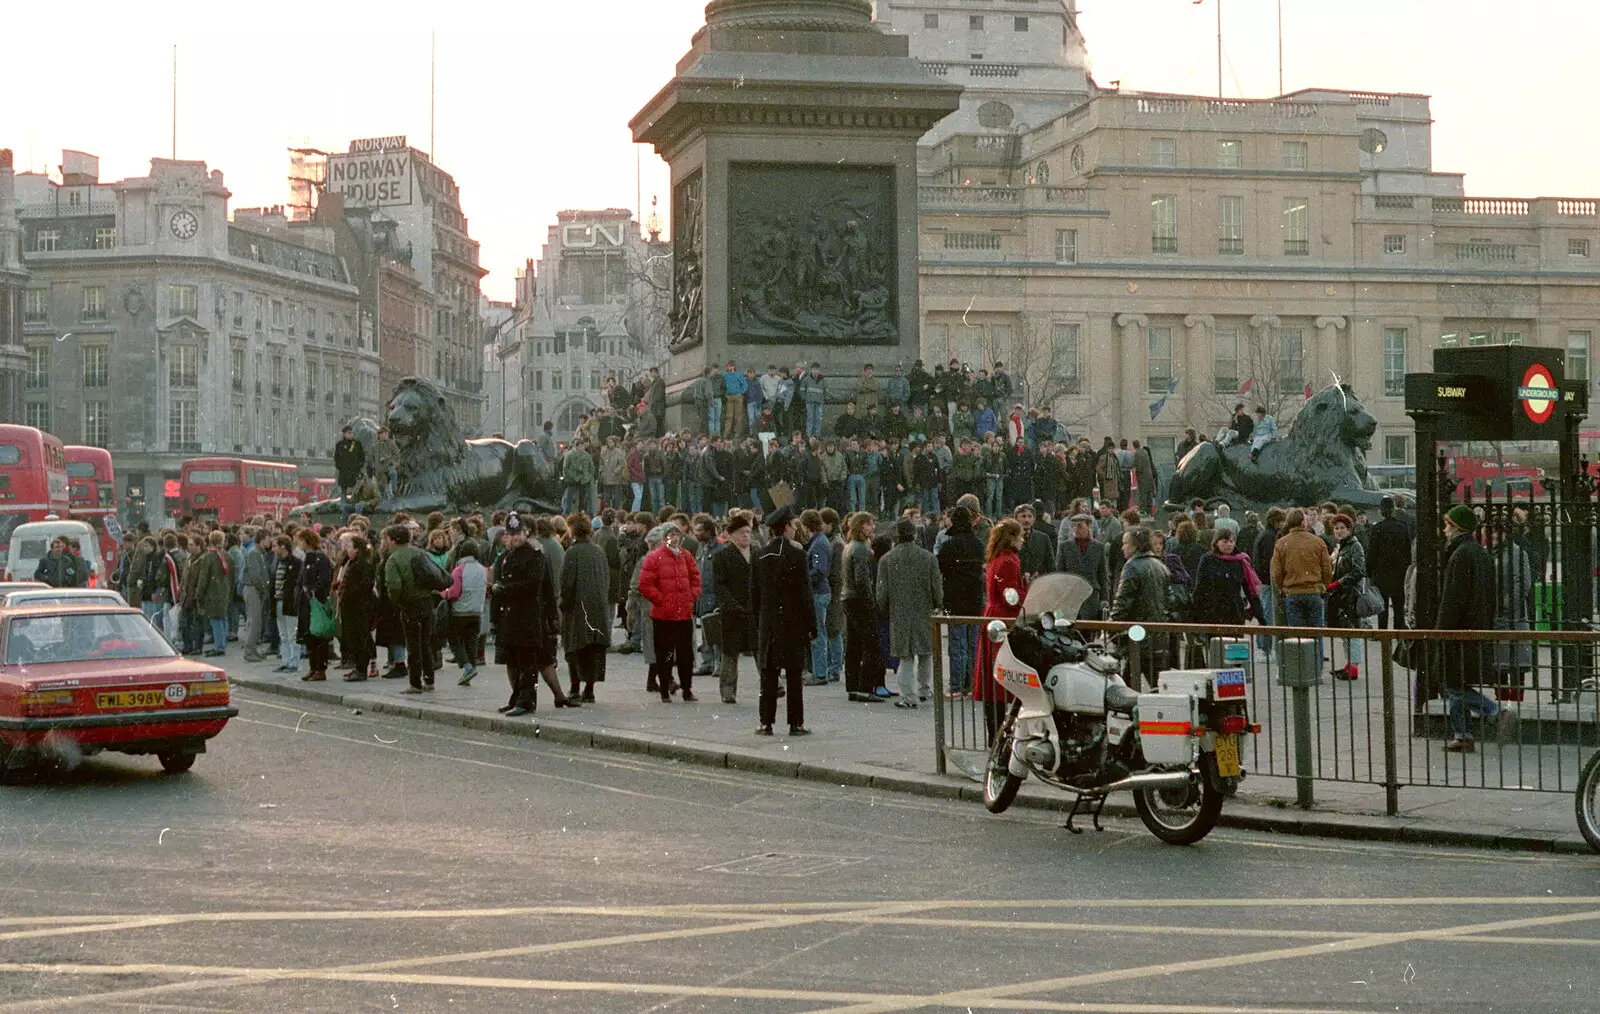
[{"xmin": 157, "ymin": 751, "xmax": 197, "ymax": 775}]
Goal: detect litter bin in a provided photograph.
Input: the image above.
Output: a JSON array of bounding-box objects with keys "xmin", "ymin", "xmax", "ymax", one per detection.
[{"xmin": 1534, "ymin": 582, "xmax": 1563, "ymax": 632}]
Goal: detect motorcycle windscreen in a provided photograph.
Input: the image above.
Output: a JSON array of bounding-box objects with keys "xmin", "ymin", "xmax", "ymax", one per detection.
[{"xmin": 1021, "ymin": 573, "xmax": 1094, "ymax": 621}]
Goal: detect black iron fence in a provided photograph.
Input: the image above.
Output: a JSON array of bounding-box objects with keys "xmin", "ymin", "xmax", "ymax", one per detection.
[{"xmin": 930, "ymin": 617, "xmax": 1600, "ymax": 816}]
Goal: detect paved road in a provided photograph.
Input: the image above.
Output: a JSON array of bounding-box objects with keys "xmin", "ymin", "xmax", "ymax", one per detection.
[{"xmin": 1, "ymin": 689, "xmax": 1597, "ymax": 1012}]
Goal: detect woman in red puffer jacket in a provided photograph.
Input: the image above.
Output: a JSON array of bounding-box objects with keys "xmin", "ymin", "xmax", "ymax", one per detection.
[{"xmin": 637, "ymin": 525, "xmax": 702, "ymax": 702}]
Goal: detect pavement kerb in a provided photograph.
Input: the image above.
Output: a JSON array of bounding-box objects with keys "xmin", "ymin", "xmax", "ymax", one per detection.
[{"xmin": 229, "ymin": 673, "xmax": 1593, "ymax": 855}]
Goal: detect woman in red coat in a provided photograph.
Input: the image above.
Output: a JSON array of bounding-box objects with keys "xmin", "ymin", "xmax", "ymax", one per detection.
[
  {"xmin": 637, "ymin": 524, "xmax": 702, "ymax": 702},
  {"xmin": 975, "ymin": 519, "xmax": 1026, "ymax": 741}
]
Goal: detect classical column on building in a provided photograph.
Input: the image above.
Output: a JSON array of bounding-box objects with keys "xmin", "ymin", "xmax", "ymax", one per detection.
[
  {"xmin": 1115, "ymin": 313, "xmax": 1147, "ymax": 437},
  {"xmin": 1183, "ymin": 314, "xmax": 1214, "ymax": 422},
  {"xmin": 1315, "ymin": 315, "xmax": 1349, "ymax": 391}
]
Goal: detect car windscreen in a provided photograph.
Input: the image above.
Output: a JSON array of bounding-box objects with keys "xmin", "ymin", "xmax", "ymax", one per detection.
[
  {"xmin": 4, "ymin": 593, "xmax": 123, "ymax": 608},
  {"xmin": 6, "ymin": 612, "xmax": 177, "ymax": 665}
]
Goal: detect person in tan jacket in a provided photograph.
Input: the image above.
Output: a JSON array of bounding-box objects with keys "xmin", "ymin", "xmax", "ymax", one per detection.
[{"xmin": 1271, "ymin": 508, "xmax": 1333, "ymax": 635}]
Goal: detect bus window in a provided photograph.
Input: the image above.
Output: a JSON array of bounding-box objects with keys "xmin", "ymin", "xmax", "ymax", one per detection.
[
  {"xmin": 187, "ymin": 469, "xmax": 239, "ymax": 485},
  {"xmin": 0, "ymin": 446, "xmax": 20, "ymax": 467}
]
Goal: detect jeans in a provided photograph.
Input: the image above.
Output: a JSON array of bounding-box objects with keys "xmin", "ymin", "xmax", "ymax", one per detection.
[
  {"xmin": 630, "ymin": 482, "xmax": 644, "ymax": 511},
  {"xmin": 210, "ymin": 617, "xmax": 228, "ymax": 654},
  {"xmin": 920, "ymin": 488, "xmax": 940, "ymax": 517},
  {"xmin": 1280, "ymin": 592, "xmax": 1325, "ymax": 663},
  {"xmin": 985, "ymin": 476, "xmax": 1004, "ymax": 518},
  {"xmin": 563, "ymin": 484, "xmax": 584, "ymax": 515},
  {"xmin": 810, "ymin": 592, "xmax": 830, "ymax": 677},
  {"xmin": 746, "ymin": 399, "xmax": 761, "ymax": 433},
  {"xmin": 946, "ymin": 622, "xmax": 976, "ymax": 694},
  {"xmin": 707, "ymin": 400, "xmax": 723, "ymax": 437},
  {"xmin": 749, "ymin": 487, "xmax": 763, "ymax": 510},
  {"xmin": 648, "ymin": 477, "xmax": 665, "ymax": 511},
  {"xmin": 805, "ymin": 402, "xmax": 823, "ymax": 439},
  {"xmin": 686, "ymin": 482, "xmax": 703, "ymax": 514},
  {"xmin": 827, "ymin": 628, "xmax": 843, "ymax": 680},
  {"xmin": 1255, "ymin": 587, "xmax": 1275, "ymax": 651},
  {"xmin": 1446, "ymin": 688, "xmax": 1500, "ymax": 740},
  {"xmin": 277, "ymin": 612, "xmax": 301, "ymax": 669},
  {"xmin": 846, "ymin": 475, "xmax": 866, "ymax": 512},
  {"xmin": 339, "ymin": 486, "xmax": 352, "ymax": 522}
]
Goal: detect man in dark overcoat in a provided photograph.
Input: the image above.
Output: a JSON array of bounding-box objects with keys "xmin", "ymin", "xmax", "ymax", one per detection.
[
  {"xmin": 750, "ymin": 505, "xmax": 817, "ymax": 736},
  {"xmin": 491, "ymin": 513, "xmax": 562, "ymax": 716}
]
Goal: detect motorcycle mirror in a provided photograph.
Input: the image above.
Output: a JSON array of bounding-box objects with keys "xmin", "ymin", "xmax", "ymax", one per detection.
[
  {"xmin": 1003, "ymin": 587, "xmax": 1020, "ymax": 607},
  {"xmin": 1127, "ymin": 624, "xmax": 1147, "ymax": 643},
  {"xmin": 1039, "ymin": 612, "xmax": 1055, "ymax": 631},
  {"xmin": 986, "ymin": 619, "xmax": 1008, "ymax": 644}
]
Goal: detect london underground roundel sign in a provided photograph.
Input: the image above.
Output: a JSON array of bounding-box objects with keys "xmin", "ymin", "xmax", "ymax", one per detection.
[{"xmin": 1518, "ymin": 363, "xmax": 1557, "ymax": 424}]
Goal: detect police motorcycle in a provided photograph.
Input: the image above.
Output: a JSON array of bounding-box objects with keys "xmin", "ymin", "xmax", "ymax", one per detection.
[
  {"xmin": 981, "ymin": 574, "xmax": 1257, "ymax": 845},
  {"xmin": 1578, "ymin": 745, "xmax": 1600, "ymax": 854}
]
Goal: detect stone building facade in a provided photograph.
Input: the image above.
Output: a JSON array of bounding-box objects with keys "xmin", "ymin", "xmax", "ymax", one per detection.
[
  {"xmin": 915, "ymin": 88, "xmax": 1600, "ymax": 468},
  {"xmin": 13, "ymin": 155, "xmax": 380, "ymax": 525},
  {"xmin": 0, "ymin": 152, "xmax": 31, "ymax": 420}
]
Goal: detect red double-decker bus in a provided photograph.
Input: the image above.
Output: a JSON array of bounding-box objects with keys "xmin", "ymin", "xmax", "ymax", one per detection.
[
  {"xmin": 299, "ymin": 476, "xmax": 337, "ymax": 505},
  {"xmin": 179, "ymin": 458, "xmax": 301, "ymax": 523},
  {"xmin": 0, "ymin": 424, "xmax": 70, "ymax": 571},
  {"xmin": 65, "ymin": 445, "xmax": 119, "ymax": 567}
]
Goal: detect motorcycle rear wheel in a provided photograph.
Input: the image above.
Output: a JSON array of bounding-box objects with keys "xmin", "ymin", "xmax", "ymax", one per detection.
[
  {"xmin": 1576, "ymin": 750, "xmax": 1600, "ymax": 855},
  {"xmin": 1133, "ymin": 755, "xmax": 1224, "ymax": 845},
  {"xmin": 982, "ymin": 704, "xmax": 1023, "ymax": 814}
]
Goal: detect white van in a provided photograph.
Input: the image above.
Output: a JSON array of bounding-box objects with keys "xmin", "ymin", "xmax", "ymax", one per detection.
[{"xmin": 3, "ymin": 519, "xmax": 105, "ymax": 586}]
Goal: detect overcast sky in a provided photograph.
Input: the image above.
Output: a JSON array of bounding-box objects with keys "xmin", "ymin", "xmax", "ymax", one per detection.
[{"xmin": 4, "ymin": 0, "xmax": 1595, "ymax": 301}]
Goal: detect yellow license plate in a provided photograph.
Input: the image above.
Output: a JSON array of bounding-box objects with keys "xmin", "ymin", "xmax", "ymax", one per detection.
[
  {"xmin": 1214, "ymin": 733, "xmax": 1241, "ymax": 778},
  {"xmin": 95, "ymin": 690, "xmax": 169, "ymax": 710}
]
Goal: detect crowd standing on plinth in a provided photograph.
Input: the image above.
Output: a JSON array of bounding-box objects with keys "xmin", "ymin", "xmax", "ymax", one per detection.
[{"xmin": 88, "ymin": 356, "xmax": 1542, "ymax": 751}]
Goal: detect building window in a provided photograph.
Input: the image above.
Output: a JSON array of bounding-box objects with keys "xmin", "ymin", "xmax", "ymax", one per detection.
[
  {"xmin": 83, "ymin": 345, "xmax": 109, "ymax": 389},
  {"xmin": 1282, "ymin": 198, "xmax": 1309, "ymax": 255},
  {"xmin": 1151, "ymin": 195, "xmax": 1178, "ymax": 253},
  {"xmin": 551, "ymin": 371, "xmax": 563, "ymax": 391},
  {"xmin": 1147, "ymin": 326, "xmax": 1174, "ymax": 393},
  {"xmin": 1218, "ymin": 196, "xmax": 1243, "ymax": 254},
  {"xmin": 1276, "ymin": 328, "xmax": 1305, "ymax": 394},
  {"xmin": 1568, "ymin": 331, "xmax": 1591, "ymax": 383},
  {"xmin": 287, "ymin": 302, "xmax": 298, "ymax": 337},
  {"xmin": 83, "ymin": 402, "xmax": 109, "ymax": 448},
  {"xmin": 1150, "ymin": 138, "xmax": 1176, "ymax": 168},
  {"xmin": 924, "ymin": 12, "xmax": 938, "ymax": 28},
  {"xmin": 1281, "ymin": 141, "xmax": 1309, "ymax": 169},
  {"xmin": 1217, "ymin": 139, "xmax": 1242, "ymax": 169},
  {"xmin": 1384, "ymin": 435, "xmax": 1409, "ymax": 465},
  {"xmin": 589, "ymin": 370, "xmax": 601, "ymax": 391},
  {"xmin": 1014, "ymin": 16, "xmax": 1029, "ymax": 31},
  {"xmin": 271, "ymin": 300, "xmax": 284, "ymax": 328},
  {"xmin": 169, "ymin": 345, "xmax": 199, "ymax": 388},
  {"xmin": 1054, "ymin": 229, "xmax": 1078, "ymax": 264},
  {"xmin": 1500, "ymin": 330, "xmax": 1523, "ymax": 346},
  {"xmin": 168, "ymin": 284, "xmax": 198, "ymax": 317},
  {"xmin": 81, "ymin": 285, "xmax": 106, "ymax": 321},
  {"xmin": 1035, "ymin": 160, "xmax": 1049, "ymax": 185},
  {"xmin": 25, "ymin": 402, "xmax": 50, "ymax": 431},
  {"xmin": 570, "ymin": 369, "xmax": 581, "ymax": 390},
  {"xmin": 93, "ymin": 227, "xmax": 117, "ymax": 250},
  {"xmin": 305, "ymin": 360, "xmax": 316, "ymax": 399},
  {"xmin": 170, "ymin": 400, "xmax": 198, "ymax": 450},
  {"xmin": 24, "ymin": 289, "xmax": 47, "ymax": 323},
  {"xmin": 1383, "ymin": 328, "xmax": 1406, "ymax": 396},
  {"xmin": 1213, "ymin": 327, "xmax": 1239, "ymax": 393},
  {"xmin": 534, "ymin": 370, "xmax": 544, "ymax": 392},
  {"xmin": 969, "ymin": 14, "xmax": 984, "ymax": 30},
  {"xmin": 34, "ymin": 229, "xmax": 60, "ymax": 252},
  {"xmin": 1383, "ymin": 234, "xmax": 1405, "ymax": 255},
  {"xmin": 229, "ymin": 349, "xmax": 245, "ymax": 393},
  {"xmin": 1052, "ymin": 324, "xmax": 1081, "ymax": 395},
  {"xmin": 232, "ymin": 403, "xmax": 246, "ymax": 451},
  {"xmin": 307, "ymin": 309, "xmax": 318, "ymax": 340},
  {"xmin": 1570, "ymin": 238, "xmax": 1591, "ymax": 258},
  {"xmin": 25, "ymin": 344, "xmax": 49, "ymax": 390}
]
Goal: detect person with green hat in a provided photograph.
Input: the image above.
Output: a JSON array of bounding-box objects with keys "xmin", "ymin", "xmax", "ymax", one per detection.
[{"xmin": 1436, "ymin": 504, "xmax": 1513, "ymax": 752}]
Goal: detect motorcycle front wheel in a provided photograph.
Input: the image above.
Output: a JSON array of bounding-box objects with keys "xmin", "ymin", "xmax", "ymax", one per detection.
[
  {"xmin": 1576, "ymin": 750, "xmax": 1600, "ymax": 855},
  {"xmin": 1133, "ymin": 754, "xmax": 1225, "ymax": 845},
  {"xmin": 982, "ymin": 703, "xmax": 1023, "ymax": 814}
]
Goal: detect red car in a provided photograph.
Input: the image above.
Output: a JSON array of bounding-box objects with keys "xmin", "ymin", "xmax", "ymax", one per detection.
[{"xmin": 0, "ymin": 605, "xmax": 236, "ymax": 776}]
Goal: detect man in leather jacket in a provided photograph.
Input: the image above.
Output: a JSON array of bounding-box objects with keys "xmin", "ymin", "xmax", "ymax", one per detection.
[{"xmin": 1111, "ymin": 527, "xmax": 1171, "ymax": 688}]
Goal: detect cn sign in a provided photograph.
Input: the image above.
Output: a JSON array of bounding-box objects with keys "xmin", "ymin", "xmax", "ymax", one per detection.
[{"xmin": 562, "ymin": 223, "xmax": 625, "ymax": 249}]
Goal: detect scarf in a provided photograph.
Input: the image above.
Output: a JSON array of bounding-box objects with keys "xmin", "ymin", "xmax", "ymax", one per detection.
[{"xmin": 1212, "ymin": 550, "xmax": 1261, "ymax": 599}]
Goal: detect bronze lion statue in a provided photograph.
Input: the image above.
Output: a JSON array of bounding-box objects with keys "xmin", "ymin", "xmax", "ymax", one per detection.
[{"xmin": 1167, "ymin": 384, "xmax": 1380, "ymax": 511}]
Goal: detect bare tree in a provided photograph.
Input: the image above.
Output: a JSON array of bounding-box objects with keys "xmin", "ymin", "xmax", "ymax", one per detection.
[
  {"xmin": 984, "ymin": 313, "xmax": 1112, "ymax": 434},
  {"xmin": 1205, "ymin": 314, "xmax": 1306, "ymax": 429}
]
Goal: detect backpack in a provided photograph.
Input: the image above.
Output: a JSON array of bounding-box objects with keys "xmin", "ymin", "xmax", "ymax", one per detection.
[{"xmin": 412, "ymin": 551, "xmax": 451, "ymax": 592}]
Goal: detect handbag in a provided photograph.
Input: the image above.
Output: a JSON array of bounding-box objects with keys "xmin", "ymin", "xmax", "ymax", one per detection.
[
  {"xmin": 309, "ymin": 596, "xmax": 337, "ymax": 639},
  {"xmin": 701, "ymin": 609, "xmax": 723, "ymax": 646},
  {"xmin": 1353, "ymin": 577, "xmax": 1384, "ymax": 619}
]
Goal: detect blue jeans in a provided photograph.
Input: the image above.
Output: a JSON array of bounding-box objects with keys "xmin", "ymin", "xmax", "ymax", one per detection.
[
  {"xmin": 805, "ymin": 402, "xmax": 823, "ymax": 438},
  {"xmin": 648, "ymin": 477, "xmax": 665, "ymax": 511},
  {"xmin": 563, "ymin": 484, "xmax": 583, "ymax": 515},
  {"xmin": 749, "ymin": 487, "xmax": 763, "ymax": 509},
  {"xmin": 985, "ymin": 476, "xmax": 1004, "ymax": 518},
  {"xmin": 210, "ymin": 617, "xmax": 229, "ymax": 654},
  {"xmin": 339, "ymin": 486, "xmax": 352, "ymax": 522},
  {"xmin": 707, "ymin": 401, "xmax": 722, "ymax": 437},
  {"xmin": 947, "ymin": 622, "xmax": 976, "ymax": 693},
  {"xmin": 711, "ymin": 500, "xmax": 727, "ymax": 518},
  {"xmin": 1446, "ymin": 689, "xmax": 1499, "ymax": 740},
  {"xmin": 747, "ymin": 400, "xmax": 761, "ymax": 432},
  {"xmin": 811, "ymin": 592, "xmax": 830, "ymax": 677},
  {"xmin": 920, "ymin": 488, "xmax": 941, "ymax": 517},
  {"xmin": 686, "ymin": 482, "xmax": 703, "ymax": 514},
  {"xmin": 846, "ymin": 475, "xmax": 866, "ymax": 512},
  {"xmin": 1280, "ymin": 593, "xmax": 1325, "ymax": 662},
  {"xmin": 631, "ymin": 482, "xmax": 644, "ymax": 511},
  {"xmin": 1255, "ymin": 587, "xmax": 1275, "ymax": 651}
]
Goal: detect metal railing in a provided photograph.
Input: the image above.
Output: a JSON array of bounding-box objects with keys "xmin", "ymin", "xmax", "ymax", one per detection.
[{"xmin": 929, "ymin": 617, "xmax": 1600, "ymax": 815}]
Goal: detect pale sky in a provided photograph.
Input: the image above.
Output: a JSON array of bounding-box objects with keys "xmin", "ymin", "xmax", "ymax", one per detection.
[{"xmin": 4, "ymin": 0, "xmax": 1595, "ymax": 302}]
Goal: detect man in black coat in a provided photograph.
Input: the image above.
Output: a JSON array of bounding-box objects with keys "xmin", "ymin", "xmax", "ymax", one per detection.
[
  {"xmin": 1054, "ymin": 513, "xmax": 1109, "ymax": 619},
  {"xmin": 491, "ymin": 513, "xmax": 562, "ymax": 716},
  {"xmin": 750, "ymin": 506, "xmax": 816, "ymax": 736},
  {"xmin": 1435, "ymin": 505, "xmax": 1506, "ymax": 752},
  {"xmin": 936, "ymin": 505, "xmax": 985, "ymax": 694},
  {"xmin": 712, "ymin": 515, "xmax": 755, "ymax": 703},
  {"xmin": 1367, "ymin": 496, "xmax": 1412, "ymax": 630},
  {"xmin": 333, "ymin": 425, "xmax": 365, "ymax": 523}
]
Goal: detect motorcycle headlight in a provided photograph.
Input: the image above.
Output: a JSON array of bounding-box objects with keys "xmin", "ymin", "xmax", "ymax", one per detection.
[
  {"xmin": 986, "ymin": 619, "xmax": 1008, "ymax": 644},
  {"xmin": 1039, "ymin": 613, "xmax": 1055, "ymax": 631}
]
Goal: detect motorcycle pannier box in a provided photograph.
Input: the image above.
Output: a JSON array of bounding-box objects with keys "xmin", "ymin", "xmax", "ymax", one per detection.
[
  {"xmin": 1137, "ymin": 694, "xmax": 1197, "ymax": 765},
  {"xmin": 1206, "ymin": 637, "xmax": 1252, "ymax": 668}
]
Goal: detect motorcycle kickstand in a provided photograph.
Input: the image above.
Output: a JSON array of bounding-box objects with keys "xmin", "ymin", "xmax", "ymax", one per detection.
[{"xmin": 1062, "ymin": 793, "xmax": 1108, "ymax": 835}]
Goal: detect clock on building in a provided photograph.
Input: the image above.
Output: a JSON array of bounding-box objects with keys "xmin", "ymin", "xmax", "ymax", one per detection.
[
  {"xmin": 1070, "ymin": 145, "xmax": 1085, "ymax": 173},
  {"xmin": 169, "ymin": 209, "xmax": 199, "ymax": 240}
]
